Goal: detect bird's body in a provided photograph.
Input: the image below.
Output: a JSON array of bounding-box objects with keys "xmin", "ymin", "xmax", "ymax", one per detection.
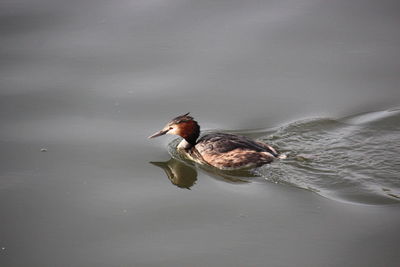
[
  {"xmin": 185, "ymin": 133, "xmax": 278, "ymax": 169},
  {"xmin": 149, "ymin": 113, "xmax": 280, "ymax": 170}
]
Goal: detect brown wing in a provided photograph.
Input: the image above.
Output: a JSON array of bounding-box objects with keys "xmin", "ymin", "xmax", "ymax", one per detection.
[
  {"xmin": 196, "ymin": 133, "xmax": 278, "ymax": 156},
  {"xmin": 193, "ymin": 133, "xmax": 279, "ymax": 169},
  {"xmin": 199, "ymin": 148, "xmax": 275, "ymax": 169}
]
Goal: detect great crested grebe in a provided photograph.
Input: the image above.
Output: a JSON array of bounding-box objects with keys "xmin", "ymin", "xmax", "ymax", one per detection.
[{"xmin": 149, "ymin": 113, "xmax": 282, "ymax": 170}]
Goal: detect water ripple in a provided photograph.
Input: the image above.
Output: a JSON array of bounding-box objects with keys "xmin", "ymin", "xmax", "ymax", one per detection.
[{"xmin": 258, "ymin": 109, "xmax": 400, "ymax": 204}]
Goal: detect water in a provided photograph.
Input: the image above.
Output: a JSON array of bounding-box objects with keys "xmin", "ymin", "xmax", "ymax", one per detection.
[
  {"xmin": 1, "ymin": 0, "xmax": 400, "ymax": 266},
  {"xmin": 163, "ymin": 109, "xmax": 400, "ymax": 205},
  {"xmin": 262, "ymin": 109, "xmax": 400, "ymax": 204}
]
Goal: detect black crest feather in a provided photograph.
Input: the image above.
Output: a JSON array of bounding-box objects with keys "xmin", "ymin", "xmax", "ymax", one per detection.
[{"xmin": 171, "ymin": 112, "xmax": 193, "ymax": 124}]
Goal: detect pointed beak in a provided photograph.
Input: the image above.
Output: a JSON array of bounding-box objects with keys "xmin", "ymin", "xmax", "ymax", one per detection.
[{"xmin": 148, "ymin": 129, "xmax": 169, "ymax": 139}]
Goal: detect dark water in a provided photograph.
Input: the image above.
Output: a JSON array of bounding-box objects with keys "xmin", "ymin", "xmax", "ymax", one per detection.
[{"xmin": 1, "ymin": 0, "xmax": 400, "ymax": 266}]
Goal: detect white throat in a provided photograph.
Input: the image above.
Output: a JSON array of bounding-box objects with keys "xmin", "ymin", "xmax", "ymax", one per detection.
[{"xmin": 177, "ymin": 139, "xmax": 193, "ymax": 150}]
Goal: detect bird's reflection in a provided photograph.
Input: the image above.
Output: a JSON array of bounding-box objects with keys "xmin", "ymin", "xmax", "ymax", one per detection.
[
  {"xmin": 151, "ymin": 158, "xmax": 197, "ymax": 189},
  {"xmin": 151, "ymin": 157, "xmax": 259, "ymax": 189}
]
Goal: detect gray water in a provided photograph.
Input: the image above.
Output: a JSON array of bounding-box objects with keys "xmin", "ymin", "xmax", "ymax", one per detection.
[
  {"xmin": 165, "ymin": 109, "xmax": 400, "ymax": 204},
  {"xmin": 1, "ymin": 0, "xmax": 400, "ymax": 266}
]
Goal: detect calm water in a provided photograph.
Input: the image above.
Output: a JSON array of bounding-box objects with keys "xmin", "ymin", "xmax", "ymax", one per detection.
[{"xmin": 1, "ymin": 0, "xmax": 400, "ymax": 266}]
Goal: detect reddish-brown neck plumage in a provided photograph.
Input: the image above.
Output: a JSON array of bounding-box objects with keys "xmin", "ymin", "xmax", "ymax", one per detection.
[{"xmin": 177, "ymin": 120, "xmax": 200, "ymax": 146}]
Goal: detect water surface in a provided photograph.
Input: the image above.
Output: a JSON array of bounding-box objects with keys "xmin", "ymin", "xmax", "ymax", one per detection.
[
  {"xmin": 1, "ymin": 0, "xmax": 400, "ymax": 266},
  {"xmin": 161, "ymin": 109, "xmax": 400, "ymax": 205}
]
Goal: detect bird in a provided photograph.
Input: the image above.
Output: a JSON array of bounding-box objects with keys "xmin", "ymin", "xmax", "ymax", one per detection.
[{"xmin": 149, "ymin": 113, "xmax": 282, "ymax": 170}]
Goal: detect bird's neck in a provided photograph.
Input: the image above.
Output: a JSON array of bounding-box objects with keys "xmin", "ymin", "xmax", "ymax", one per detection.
[
  {"xmin": 177, "ymin": 139, "xmax": 193, "ymax": 151},
  {"xmin": 178, "ymin": 120, "xmax": 200, "ymax": 147}
]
